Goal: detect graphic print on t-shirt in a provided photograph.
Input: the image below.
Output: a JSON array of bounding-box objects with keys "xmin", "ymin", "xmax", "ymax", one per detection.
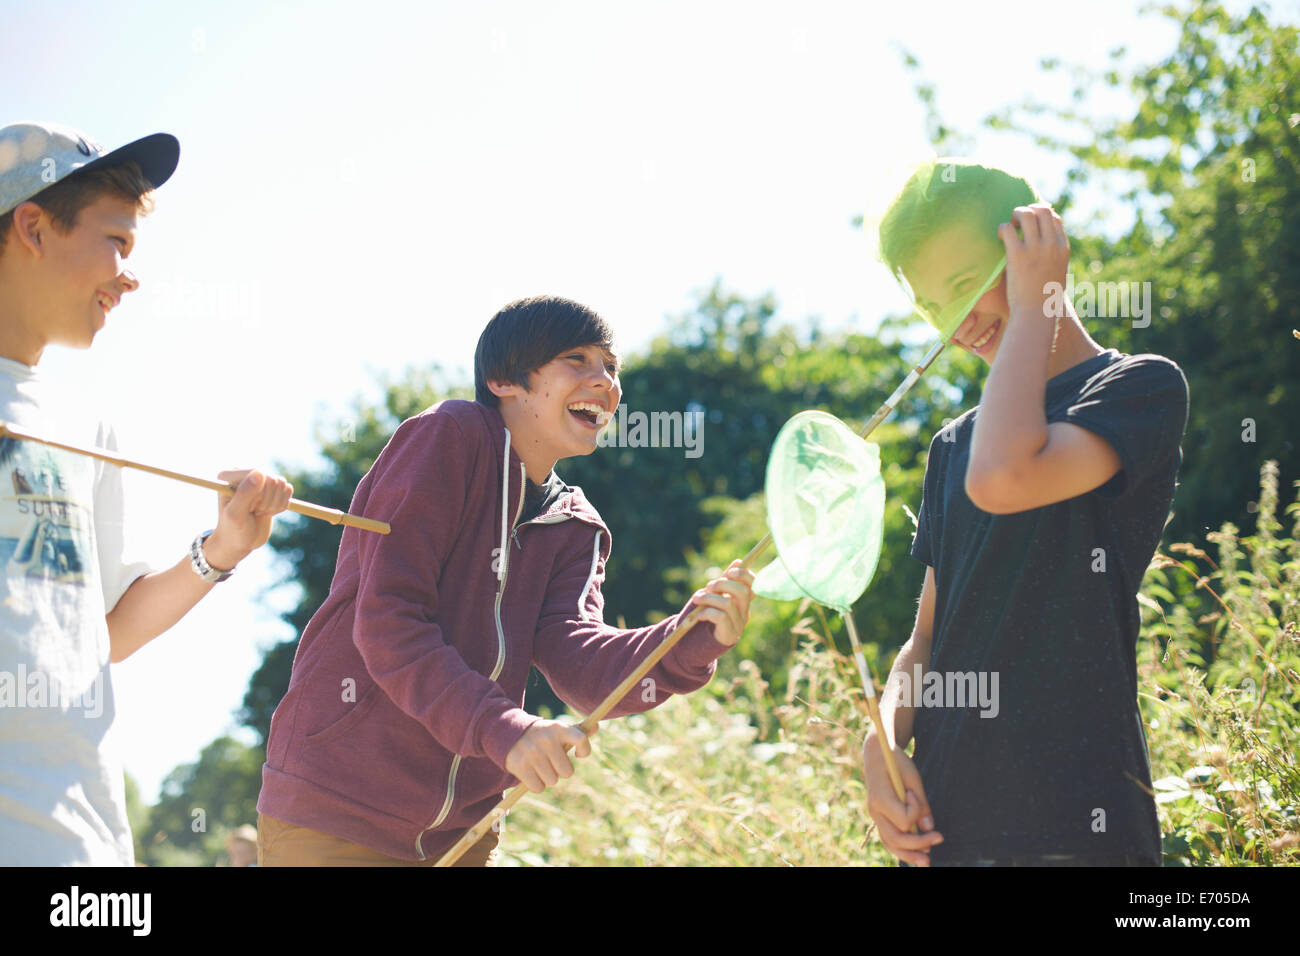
[{"xmin": 0, "ymin": 438, "xmax": 89, "ymax": 587}]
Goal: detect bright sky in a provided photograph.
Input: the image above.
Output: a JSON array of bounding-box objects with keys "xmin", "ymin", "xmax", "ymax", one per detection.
[{"xmin": 6, "ymin": 0, "xmax": 1271, "ymax": 805}]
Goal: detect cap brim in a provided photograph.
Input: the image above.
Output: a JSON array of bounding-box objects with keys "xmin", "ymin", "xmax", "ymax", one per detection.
[{"xmin": 78, "ymin": 132, "xmax": 180, "ymax": 191}]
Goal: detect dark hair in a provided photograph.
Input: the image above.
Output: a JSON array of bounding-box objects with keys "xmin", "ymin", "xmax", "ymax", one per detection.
[
  {"xmin": 474, "ymin": 296, "xmax": 617, "ymax": 407},
  {"xmin": 0, "ymin": 160, "xmax": 156, "ymax": 258}
]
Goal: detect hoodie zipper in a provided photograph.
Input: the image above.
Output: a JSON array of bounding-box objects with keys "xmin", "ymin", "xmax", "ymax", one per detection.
[
  {"xmin": 513, "ymin": 511, "xmax": 572, "ymax": 549},
  {"xmin": 415, "ymin": 428, "xmax": 525, "ymax": 859},
  {"xmin": 491, "ymin": 459, "xmax": 527, "ymax": 679}
]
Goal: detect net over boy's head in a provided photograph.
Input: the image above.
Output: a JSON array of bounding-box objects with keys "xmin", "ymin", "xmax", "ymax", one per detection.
[
  {"xmin": 876, "ymin": 158, "xmax": 1040, "ymax": 338},
  {"xmin": 474, "ymin": 296, "xmax": 617, "ymax": 408}
]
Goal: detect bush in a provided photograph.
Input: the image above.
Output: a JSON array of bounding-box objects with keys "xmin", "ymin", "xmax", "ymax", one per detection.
[{"xmin": 1140, "ymin": 461, "xmax": 1300, "ymax": 866}]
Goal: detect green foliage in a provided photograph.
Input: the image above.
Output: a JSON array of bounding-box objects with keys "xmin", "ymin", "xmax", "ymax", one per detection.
[
  {"xmin": 985, "ymin": 0, "xmax": 1299, "ymax": 549},
  {"xmin": 1140, "ymin": 461, "xmax": 1300, "ymax": 865},
  {"xmin": 895, "ymin": 44, "xmax": 974, "ymax": 155},
  {"xmin": 135, "ymin": 736, "xmax": 265, "ymax": 867},
  {"xmin": 123, "ymin": 772, "xmax": 150, "ymax": 863}
]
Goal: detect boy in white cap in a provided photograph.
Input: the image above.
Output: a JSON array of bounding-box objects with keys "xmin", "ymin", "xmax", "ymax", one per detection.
[{"xmin": 0, "ymin": 121, "xmax": 293, "ymax": 865}]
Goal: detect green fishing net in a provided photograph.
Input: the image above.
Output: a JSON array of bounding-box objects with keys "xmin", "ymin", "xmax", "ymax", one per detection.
[
  {"xmin": 750, "ymin": 159, "xmax": 1043, "ymax": 623},
  {"xmin": 752, "ymin": 410, "xmax": 885, "ymax": 614},
  {"xmin": 874, "ymin": 158, "xmax": 1041, "ymax": 339}
]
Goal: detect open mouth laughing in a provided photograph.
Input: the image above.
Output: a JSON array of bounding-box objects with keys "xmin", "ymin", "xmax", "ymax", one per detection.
[
  {"xmin": 567, "ymin": 401, "xmax": 613, "ymax": 428},
  {"xmin": 965, "ymin": 319, "xmax": 1001, "ymax": 354}
]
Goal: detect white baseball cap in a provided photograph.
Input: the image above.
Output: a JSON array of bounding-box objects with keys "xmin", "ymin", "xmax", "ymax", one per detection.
[{"xmin": 0, "ymin": 120, "xmax": 179, "ymax": 216}]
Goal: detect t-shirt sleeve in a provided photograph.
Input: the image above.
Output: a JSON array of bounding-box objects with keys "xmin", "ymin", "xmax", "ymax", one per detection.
[
  {"xmin": 1061, "ymin": 355, "xmax": 1190, "ymax": 498},
  {"xmin": 92, "ymin": 422, "xmax": 153, "ymax": 612}
]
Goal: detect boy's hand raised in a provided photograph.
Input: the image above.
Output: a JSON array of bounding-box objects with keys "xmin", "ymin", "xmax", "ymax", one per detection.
[
  {"xmin": 863, "ymin": 729, "xmax": 944, "ymax": 866},
  {"xmin": 506, "ymin": 720, "xmax": 595, "ymax": 793},
  {"xmin": 999, "ymin": 202, "xmax": 1070, "ymax": 325},
  {"xmin": 689, "ymin": 560, "xmax": 755, "ymax": 648},
  {"xmin": 203, "ymin": 469, "xmax": 294, "ymax": 571}
]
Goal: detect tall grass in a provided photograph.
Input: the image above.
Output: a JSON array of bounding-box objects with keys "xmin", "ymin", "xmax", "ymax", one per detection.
[{"xmin": 1140, "ymin": 461, "xmax": 1299, "ymax": 865}]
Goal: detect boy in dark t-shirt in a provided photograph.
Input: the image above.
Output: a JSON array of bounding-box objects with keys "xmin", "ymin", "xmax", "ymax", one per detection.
[{"xmin": 861, "ymin": 160, "xmax": 1189, "ymax": 866}]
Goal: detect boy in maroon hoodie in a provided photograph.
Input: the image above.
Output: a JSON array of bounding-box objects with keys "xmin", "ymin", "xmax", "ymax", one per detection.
[{"xmin": 257, "ymin": 296, "xmax": 754, "ymax": 866}]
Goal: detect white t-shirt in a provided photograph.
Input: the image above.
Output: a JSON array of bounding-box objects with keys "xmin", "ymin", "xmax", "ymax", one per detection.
[{"xmin": 0, "ymin": 356, "xmax": 152, "ymax": 865}]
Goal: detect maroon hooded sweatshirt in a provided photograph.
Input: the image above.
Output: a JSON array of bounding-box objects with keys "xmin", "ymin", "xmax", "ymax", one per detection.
[{"xmin": 258, "ymin": 399, "xmax": 728, "ymax": 861}]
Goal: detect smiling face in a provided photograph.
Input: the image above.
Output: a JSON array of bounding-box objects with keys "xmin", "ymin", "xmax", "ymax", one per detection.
[
  {"xmin": 27, "ymin": 193, "xmax": 141, "ymax": 350},
  {"xmin": 490, "ymin": 343, "xmax": 622, "ymax": 478},
  {"xmin": 903, "ymin": 217, "xmax": 1009, "ymax": 365}
]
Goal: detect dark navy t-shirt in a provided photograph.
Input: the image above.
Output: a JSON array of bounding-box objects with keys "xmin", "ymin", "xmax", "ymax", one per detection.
[{"xmin": 909, "ymin": 348, "xmax": 1189, "ymax": 863}]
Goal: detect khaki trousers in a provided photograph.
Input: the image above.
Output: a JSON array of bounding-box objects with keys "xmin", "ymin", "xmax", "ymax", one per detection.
[{"xmin": 257, "ymin": 813, "xmax": 499, "ymax": 867}]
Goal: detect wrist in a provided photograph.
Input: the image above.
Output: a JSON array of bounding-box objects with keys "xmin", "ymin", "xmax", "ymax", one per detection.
[
  {"xmin": 199, "ymin": 530, "xmax": 242, "ymax": 574},
  {"xmin": 865, "ymin": 724, "xmax": 901, "ymax": 754},
  {"xmin": 863, "ymin": 726, "xmax": 880, "ymax": 751},
  {"xmin": 1008, "ymin": 299, "xmax": 1056, "ymax": 333}
]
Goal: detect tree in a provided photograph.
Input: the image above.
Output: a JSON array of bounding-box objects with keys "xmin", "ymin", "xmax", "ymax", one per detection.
[
  {"xmin": 136, "ymin": 736, "xmax": 265, "ymax": 866},
  {"xmin": 985, "ymin": 0, "xmax": 1299, "ymax": 548}
]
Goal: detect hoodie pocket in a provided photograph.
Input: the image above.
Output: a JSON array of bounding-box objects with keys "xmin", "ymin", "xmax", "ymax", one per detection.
[{"xmin": 303, "ymin": 683, "xmax": 382, "ymax": 745}]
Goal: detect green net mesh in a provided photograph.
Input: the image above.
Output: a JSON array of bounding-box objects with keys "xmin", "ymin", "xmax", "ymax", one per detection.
[
  {"xmin": 752, "ymin": 411, "xmax": 885, "ymax": 614},
  {"xmin": 875, "ymin": 158, "xmax": 1041, "ymax": 339}
]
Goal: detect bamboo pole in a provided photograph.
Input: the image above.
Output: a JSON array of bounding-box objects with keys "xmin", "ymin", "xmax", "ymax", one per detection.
[
  {"xmin": 842, "ymin": 613, "xmax": 907, "ymax": 804},
  {"xmin": 0, "ymin": 421, "xmax": 390, "ymax": 535}
]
